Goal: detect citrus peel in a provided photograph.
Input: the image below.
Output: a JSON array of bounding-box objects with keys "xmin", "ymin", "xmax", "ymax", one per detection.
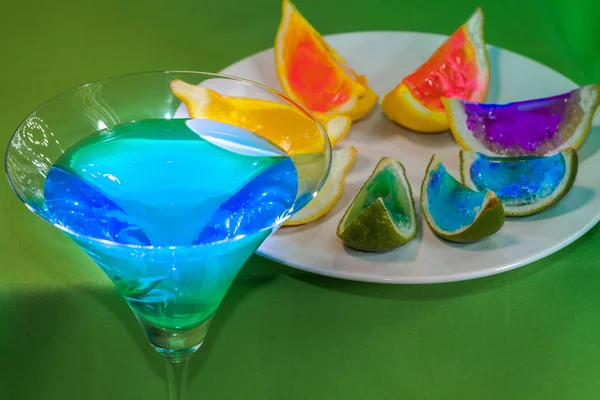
[
  {"xmin": 459, "ymin": 149, "xmax": 578, "ymax": 217},
  {"xmin": 170, "ymin": 79, "xmax": 351, "ymax": 155},
  {"xmin": 382, "ymin": 8, "xmax": 490, "ymax": 133},
  {"xmin": 275, "ymin": 0, "xmax": 377, "ymax": 121},
  {"xmin": 444, "ymin": 84, "xmax": 600, "ymax": 156},
  {"xmin": 284, "ymin": 146, "xmax": 357, "ymax": 226},
  {"xmin": 421, "ymin": 154, "xmax": 504, "ymax": 243},
  {"xmin": 337, "ymin": 157, "xmax": 417, "ymax": 252}
]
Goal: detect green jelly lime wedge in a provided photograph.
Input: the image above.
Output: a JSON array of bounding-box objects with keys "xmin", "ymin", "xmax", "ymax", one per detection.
[
  {"xmin": 421, "ymin": 154, "xmax": 505, "ymax": 243},
  {"xmin": 336, "ymin": 157, "xmax": 417, "ymax": 252},
  {"xmin": 460, "ymin": 148, "xmax": 578, "ymax": 217}
]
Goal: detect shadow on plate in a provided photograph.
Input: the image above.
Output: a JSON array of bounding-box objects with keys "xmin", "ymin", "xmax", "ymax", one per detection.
[
  {"xmin": 509, "ymin": 186, "xmax": 596, "ymax": 223},
  {"xmin": 249, "ymin": 51, "xmax": 281, "ymax": 90},
  {"xmin": 390, "ymin": 126, "xmax": 456, "ymax": 151},
  {"xmin": 577, "ymin": 125, "xmax": 600, "ymax": 162},
  {"xmin": 275, "ymin": 174, "xmax": 369, "ymax": 237},
  {"xmin": 439, "ymin": 232, "xmax": 519, "ymax": 252},
  {"xmin": 274, "ymin": 221, "xmax": 600, "ymax": 302},
  {"xmin": 485, "ymin": 46, "xmax": 502, "ymax": 103},
  {"xmin": 341, "ymin": 235, "xmax": 421, "ymax": 263}
]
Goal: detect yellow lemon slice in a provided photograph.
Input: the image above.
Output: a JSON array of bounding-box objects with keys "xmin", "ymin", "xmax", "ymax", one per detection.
[
  {"xmin": 170, "ymin": 79, "xmax": 351, "ymax": 155},
  {"xmin": 285, "ymin": 146, "xmax": 357, "ymax": 226}
]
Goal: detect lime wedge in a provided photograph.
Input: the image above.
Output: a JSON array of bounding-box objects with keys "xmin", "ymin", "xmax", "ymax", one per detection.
[
  {"xmin": 459, "ymin": 148, "xmax": 578, "ymax": 217},
  {"xmin": 421, "ymin": 154, "xmax": 505, "ymax": 243},
  {"xmin": 337, "ymin": 157, "xmax": 417, "ymax": 252}
]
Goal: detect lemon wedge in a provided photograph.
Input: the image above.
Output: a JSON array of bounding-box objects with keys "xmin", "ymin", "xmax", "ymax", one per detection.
[
  {"xmin": 170, "ymin": 79, "xmax": 351, "ymax": 155},
  {"xmin": 285, "ymin": 146, "xmax": 357, "ymax": 226}
]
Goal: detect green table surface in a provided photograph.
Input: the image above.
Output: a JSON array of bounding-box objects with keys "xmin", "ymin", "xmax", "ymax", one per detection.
[{"xmin": 1, "ymin": 0, "xmax": 600, "ymax": 398}]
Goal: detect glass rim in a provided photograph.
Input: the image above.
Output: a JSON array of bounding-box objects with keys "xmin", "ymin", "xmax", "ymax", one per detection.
[{"xmin": 5, "ymin": 70, "xmax": 333, "ymax": 250}]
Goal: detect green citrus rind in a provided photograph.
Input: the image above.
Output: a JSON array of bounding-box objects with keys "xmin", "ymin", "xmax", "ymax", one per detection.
[
  {"xmin": 459, "ymin": 148, "xmax": 579, "ymax": 217},
  {"xmin": 337, "ymin": 157, "xmax": 417, "ymax": 252}
]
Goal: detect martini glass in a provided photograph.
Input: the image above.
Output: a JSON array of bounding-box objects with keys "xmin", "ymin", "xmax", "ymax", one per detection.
[{"xmin": 5, "ymin": 71, "xmax": 331, "ymax": 399}]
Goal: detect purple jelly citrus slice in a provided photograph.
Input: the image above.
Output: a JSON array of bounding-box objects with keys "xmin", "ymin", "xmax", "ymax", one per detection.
[{"xmin": 443, "ymin": 84, "xmax": 600, "ymax": 156}]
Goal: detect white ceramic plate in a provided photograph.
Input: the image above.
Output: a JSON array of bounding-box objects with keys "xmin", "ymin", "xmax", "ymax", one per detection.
[{"xmin": 217, "ymin": 31, "xmax": 600, "ymax": 284}]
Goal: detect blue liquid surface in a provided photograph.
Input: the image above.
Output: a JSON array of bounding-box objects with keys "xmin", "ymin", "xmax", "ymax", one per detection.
[
  {"xmin": 43, "ymin": 118, "xmax": 299, "ymax": 329},
  {"xmin": 469, "ymin": 152, "xmax": 566, "ymax": 206},
  {"xmin": 426, "ymin": 162, "xmax": 486, "ymax": 232}
]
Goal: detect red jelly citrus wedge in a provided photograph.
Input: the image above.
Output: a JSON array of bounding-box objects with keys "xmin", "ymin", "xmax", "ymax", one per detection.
[
  {"xmin": 275, "ymin": 0, "xmax": 378, "ymax": 121},
  {"xmin": 382, "ymin": 8, "xmax": 490, "ymax": 133},
  {"xmin": 443, "ymin": 84, "xmax": 600, "ymax": 156}
]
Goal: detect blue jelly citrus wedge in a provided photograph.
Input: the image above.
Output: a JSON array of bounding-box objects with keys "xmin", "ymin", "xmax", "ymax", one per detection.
[
  {"xmin": 421, "ymin": 155, "xmax": 505, "ymax": 243},
  {"xmin": 459, "ymin": 149, "xmax": 578, "ymax": 217},
  {"xmin": 443, "ymin": 84, "xmax": 600, "ymax": 156},
  {"xmin": 337, "ymin": 157, "xmax": 417, "ymax": 252}
]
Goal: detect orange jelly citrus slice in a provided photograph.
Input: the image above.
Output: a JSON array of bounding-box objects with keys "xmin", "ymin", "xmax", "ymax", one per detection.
[
  {"xmin": 275, "ymin": 0, "xmax": 378, "ymax": 121},
  {"xmin": 382, "ymin": 8, "xmax": 490, "ymax": 133}
]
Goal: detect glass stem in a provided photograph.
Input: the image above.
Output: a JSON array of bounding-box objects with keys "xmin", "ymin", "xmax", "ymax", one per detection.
[{"xmin": 165, "ymin": 355, "xmax": 191, "ymax": 400}]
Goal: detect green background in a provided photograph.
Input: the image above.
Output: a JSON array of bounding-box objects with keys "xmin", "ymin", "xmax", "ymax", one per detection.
[{"xmin": 1, "ymin": 0, "xmax": 600, "ymax": 398}]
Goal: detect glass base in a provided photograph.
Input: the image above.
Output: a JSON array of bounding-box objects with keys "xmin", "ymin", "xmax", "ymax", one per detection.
[
  {"xmin": 135, "ymin": 314, "xmax": 214, "ymax": 400},
  {"xmin": 136, "ymin": 314, "xmax": 214, "ymax": 357}
]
